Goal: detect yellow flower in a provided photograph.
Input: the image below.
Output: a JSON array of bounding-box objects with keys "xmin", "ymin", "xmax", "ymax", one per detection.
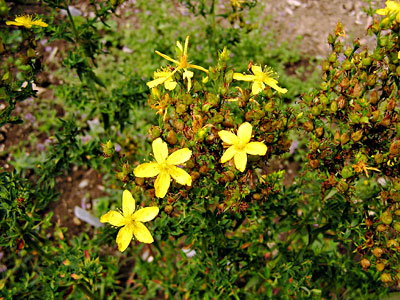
[
  {"xmin": 6, "ymin": 15, "xmax": 48, "ymax": 29},
  {"xmin": 377, "ymin": 1, "xmax": 400, "ymax": 22},
  {"xmin": 352, "ymin": 161, "xmax": 381, "ymax": 178},
  {"xmin": 147, "ymin": 36, "xmax": 208, "ymax": 91},
  {"xmin": 231, "ymin": 0, "xmax": 245, "ymax": 8},
  {"xmin": 218, "ymin": 122, "xmax": 267, "ymax": 172},
  {"xmin": 153, "ymin": 68, "xmax": 177, "ymax": 91},
  {"xmin": 233, "ymin": 65, "xmax": 287, "ymax": 95},
  {"xmin": 100, "ymin": 190, "xmax": 159, "ymax": 252},
  {"xmin": 134, "ymin": 138, "xmax": 192, "ymax": 198}
]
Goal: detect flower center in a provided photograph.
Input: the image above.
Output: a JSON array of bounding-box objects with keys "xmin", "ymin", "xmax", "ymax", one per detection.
[{"xmin": 179, "ymin": 55, "xmax": 188, "ymax": 68}]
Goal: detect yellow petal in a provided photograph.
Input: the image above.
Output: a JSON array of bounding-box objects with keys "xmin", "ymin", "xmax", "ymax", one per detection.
[
  {"xmin": 237, "ymin": 122, "xmax": 252, "ymax": 144},
  {"xmin": 32, "ymin": 19, "xmax": 48, "ymax": 27},
  {"xmin": 122, "ymin": 190, "xmax": 135, "ymax": 217},
  {"xmin": 164, "ymin": 80, "xmax": 177, "ymax": 90},
  {"xmin": 116, "ymin": 223, "xmax": 134, "ymax": 252},
  {"xmin": 100, "ymin": 210, "xmax": 126, "ymax": 227},
  {"xmin": 184, "ymin": 36, "xmax": 189, "ymax": 56},
  {"xmin": 166, "ymin": 148, "xmax": 192, "ymax": 165},
  {"xmin": 6, "ymin": 21, "xmax": 23, "ymax": 26},
  {"xmin": 265, "ymin": 78, "xmax": 287, "ymax": 94},
  {"xmin": 147, "ymin": 76, "xmax": 168, "ymax": 89},
  {"xmin": 188, "ymin": 63, "xmax": 208, "ymax": 73},
  {"xmin": 220, "ymin": 145, "xmax": 237, "ymax": 163},
  {"xmin": 251, "ymin": 65, "xmax": 263, "ymax": 75},
  {"xmin": 387, "ymin": 1, "xmax": 400, "ymax": 11},
  {"xmin": 134, "ymin": 162, "xmax": 160, "ymax": 178},
  {"xmin": 376, "ymin": 8, "xmax": 387, "ymax": 15},
  {"xmin": 133, "ymin": 222, "xmax": 154, "ymax": 243},
  {"xmin": 218, "ymin": 130, "xmax": 239, "ymax": 145},
  {"xmin": 233, "ymin": 73, "xmax": 256, "ymax": 81},
  {"xmin": 155, "ymin": 50, "xmax": 180, "ymax": 65},
  {"xmin": 251, "ymin": 80, "xmax": 265, "ymax": 95},
  {"xmin": 169, "ymin": 166, "xmax": 192, "ymax": 186},
  {"xmin": 234, "ymin": 151, "xmax": 247, "ymax": 172},
  {"xmin": 245, "ymin": 142, "xmax": 267, "ymax": 156},
  {"xmin": 133, "ymin": 207, "xmax": 159, "ymax": 223},
  {"xmin": 154, "ymin": 171, "xmax": 171, "ymax": 198},
  {"xmin": 152, "ymin": 138, "xmax": 168, "ymax": 164}
]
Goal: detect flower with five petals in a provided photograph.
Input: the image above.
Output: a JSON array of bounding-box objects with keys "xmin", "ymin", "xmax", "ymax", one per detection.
[
  {"xmin": 6, "ymin": 14, "xmax": 48, "ymax": 29},
  {"xmin": 147, "ymin": 36, "xmax": 208, "ymax": 91},
  {"xmin": 233, "ymin": 65, "xmax": 287, "ymax": 95},
  {"xmin": 100, "ymin": 190, "xmax": 159, "ymax": 252},
  {"xmin": 377, "ymin": 1, "xmax": 400, "ymax": 22},
  {"xmin": 218, "ymin": 122, "xmax": 267, "ymax": 172},
  {"xmin": 134, "ymin": 138, "xmax": 192, "ymax": 198}
]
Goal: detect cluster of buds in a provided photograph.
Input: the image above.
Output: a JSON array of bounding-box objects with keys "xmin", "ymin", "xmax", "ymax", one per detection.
[{"xmin": 302, "ymin": 11, "xmax": 400, "ymax": 286}]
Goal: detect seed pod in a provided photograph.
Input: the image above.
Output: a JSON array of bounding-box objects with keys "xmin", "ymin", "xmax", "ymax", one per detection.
[
  {"xmin": 334, "ymin": 131, "xmax": 341, "ymax": 144},
  {"xmin": 337, "ymin": 180, "xmax": 349, "ymax": 192},
  {"xmin": 387, "ymin": 239, "xmax": 398, "ymax": 248},
  {"xmin": 164, "ymin": 205, "xmax": 173, "ymax": 215},
  {"xmin": 382, "ymin": 211, "xmax": 393, "ymax": 225},
  {"xmin": 329, "ymin": 52, "xmax": 337, "ymax": 63},
  {"xmin": 367, "ymin": 74, "xmax": 376, "ymax": 86},
  {"xmin": 338, "ymin": 96, "xmax": 346, "ymax": 110},
  {"xmin": 389, "ymin": 141, "xmax": 400, "ymax": 156},
  {"xmin": 315, "ymin": 127, "xmax": 324, "ymax": 138},
  {"xmin": 376, "ymin": 262, "xmax": 385, "ymax": 272},
  {"xmin": 369, "ymin": 91, "xmax": 379, "ymax": 105},
  {"xmin": 340, "ymin": 133, "xmax": 350, "ymax": 145},
  {"xmin": 351, "ymin": 130, "xmax": 363, "ymax": 142},
  {"xmin": 362, "ymin": 57, "xmax": 372, "ymax": 67},
  {"xmin": 340, "ymin": 165, "xmax": 354, "ymax": 179},
  {"xmin": 167, "ymin": 130, "xmax": 178, "ymax": 145},
  {"xmin": 311, "ymin": 105, "xmax": 321, "ymax": 116},
  {"xmin": 380, "ymin": 116, "xmax": 391, "ymax": 127},
  {"xmin": 393, "ymin": 222, "xmax": 400, "ymax": 232},
  {"xmin": 309, "ymin": 159, "xmax": 320, "ymax": 169},
  {"xmin": 212, "ymin": 114, "xmax": 224, "ymax": 124},
  {"xmin": 303, "ymin": 121, "xmax": 314, "ymax": 132},
  {"xmin": 371, "ymin": 110, "xmax": 380, "ymax": 123},
  {"xmin": 173, "ymin": 119, "xmax": 185, "ymax": 131},
  {"xmin": 372, "ymin": 247, "xmax": 383, "ymax": 258},
  {"xmin": 252, "ymin": 193, "xmax": 262, "ymax": 200},
  {"xmin": 322, "ymin": 60, "xmax": 330, "ymax": 72},
  {"xmin": 377, "ymin": 224, "xmax": 387, "ymax": 232},
  {"xmin": 344, "ymin": 47, "xmax": 353, "ymax": 57},
  {"xmin": 320, "ymin": 95, "xmax": 329, "ymax": 105},
  {"xmin": 381, "ymin": 273, "xmax": 392, "ymax": 283},
  {"xmin": 176, "ymin": 104, "xmax": 187, "ymax": 115},
  {"xmin": 374, "ymin": 153, "xmax": 383, "ymax": 164},
  {"xmin": 342, "ymin": 60, "xmax": 352, "ymax": 70},
  {"xmin": 330, "ymin": 100, "xmax": 338, "ymax": 113},
  {"xmin": 360, "ymin": 258, "xmax": 370, "ymax": 269},
  {"xmin": 264, "ymin": 101, "xmax": 274, "ymax": 112}
]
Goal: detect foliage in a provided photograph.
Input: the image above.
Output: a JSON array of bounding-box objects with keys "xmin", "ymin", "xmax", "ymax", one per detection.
[{"xmin": 1, "ymin": 0, "xmax": 399, "ymax": 299}]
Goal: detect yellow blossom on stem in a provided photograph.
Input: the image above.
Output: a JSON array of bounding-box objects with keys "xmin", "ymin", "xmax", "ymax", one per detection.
[
  {"xmin": 233, "ymin": 65, "xmax": 287, "ymax": 95},
  {"xmin": 100, "ymin": 190, "xmax": 159, "ymax": 252},
  {"xmin": 146, "ymin": 36, "xmax": 208, "ymax": 91},
  {"xmin": 231, "ymin": 0, "xmax": 245, "ymax": 8},
  {"xmin": 218, "ymin": 122, "xmax": 267, "ymax": 172},
  {"xmin": 6, "ymin": 14, "xmax": 48, "ymax": 29},
  {"xmin": 352, "ymin": 161, "xmax": 381, "ymax": 178},
  {"xmin": 377, "ymin": 1, "xmax": 400, "ymax": 22},
  {"xmin": 152, "ymin": 68, "xmax": 177, "ymax": 91},
  {"xmin": 134, "ymin": 138, "xmax": 192, "ymax": 198}
]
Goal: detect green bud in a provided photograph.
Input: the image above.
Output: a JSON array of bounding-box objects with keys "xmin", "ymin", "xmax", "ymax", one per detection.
[
  {"xmin": 330, "ymin": 101, "xmax": 338, "ymax": 113},
  {"xmin": 206, "ymin": 93, "xmax": 219, "ymax": 106},
  {"xmin": 212, "ymin": 114, "xmax": 224, "ymax": 124},
  {"xmin": 342, "ymin": 60, "xmax": 352, "ymax": 70},
  {"xmin": 329, "ymin": 52, "xmax": 337, "ymax": 63},
  {"xmin": 225, "ymin": 69, "xmax": 234, "ymax": 83},
  {"xmin": 382, "ymin": 211, "xmax": 393, "ymax": 225},
  {"xmin": 311, "ymin": 105, "xmax": 321, "ymax": 116},
  {"xmin": 340, "ymin": 165, "xmax": 355, "ymax": 179},
  {"xmin": 344, "ymin": 47, "xmax": 353, "ymax": 57},
  {"xmin": 340, "ymin": 133, "xmax": 350, "ymax": 145},
  {"xmin": 393, "ymin": 222, "xmax": 400, "ymax": 232},
  {"xmin": 374, "ymin": 153, "xmax": 383, "ymax": 164},
  {"xmin": 320, "ymin": 95, "xmax": 329, "ymax": 105},
  {"xmin": 322, "ymin": 60, "xmax": 330, "ymax": 72},
  {"xmin": 264, "ymin": 101, "xmax": 274, "ymax": 112},
  {"xmin": 101, "ymin": 140, "xmax": 115, "ymax": 157},
  {"xmin": 302, "ymin": 94, "xmax": 312, "ymax": 105},
  {"xmin": 176, "ymin": 103, "xmax": 187, "ymax": 115},
  {"xmin": 166, "ymin": 130, "xmax": 178, "ymax": 145},
  {"xmin": 362, "ymin": 57, "xmax": 372, "ymax": 67},
  {"xmin": 337, "ymin": 180, "xmax": 349, "ymax": 192},
  {"xmin": 303, "ymin": 121, "xmax": 314, "ymax": 132},
  {"xmin": 150, "ymin": 126, "xmax": 162, "ymax": 138}
]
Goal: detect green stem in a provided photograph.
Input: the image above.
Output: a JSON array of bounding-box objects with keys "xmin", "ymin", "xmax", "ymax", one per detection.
[{"xmin": 77, "ymin": 283, "xmax": 100, "ymax": 300}]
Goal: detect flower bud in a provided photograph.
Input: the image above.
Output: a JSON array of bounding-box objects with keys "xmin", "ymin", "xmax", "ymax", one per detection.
[
  {"xmin": 167, "ymin": 130, "xmax": 178, "ymax": 145},
  {"xmin": 176, "ymin": 104, "xmax": 187, "ymax": 115},
  {"xmin": 344, "ymin": 47, "xmax": 353, "ymax": 57},
  {"xmin": 340, "ymin": 133, "xmax": 350, "ymax": 146},
  {"xmin": 337, "ymin": 180, "xmax": 349, "ymax": 193},
  {"xmin": 101, "ymin": 140, "xmax": 115, "ymax": 158},
  {"xmin": 376, "ymin": 262, "xmax": 385, "ymax": 272},
  {"xmin": 381, "ymin": 273, "xmax": 392, "ymax": 283},
  {"xmin": 377, "ymin": 224, "xmax": 387, "ymax": 232},
  {"xmin": 322, "ymin": 60, "xmax": 330, "ymax": 72},
  {"xmin": 372, "ymin": 247, "xmax": 383, "ymax": 258},
  {"xmin": 393, "ymin": 222, "xmax": 400, "ymax": 232},
  {"xmin": 374, "ymin": 153, "xmax": 383, "ymax": 164},
  {"xmin": 389, "ymin": 141, "xmax": 400, "ymax": 156},
  {"xmin": 303, "ymin": 121, "xmax": 314, "ymax": 132},
  {"xmin": 382, "ymin": 211, "xmax": 393, "ymax": 225},
  {"xmin": 387, "ymin": 239, "xmax": 398, "ymax": 248},
  {"xmin": 340, "ymin": 165, "xmax": 354, "ymax": 179},
  {"xmin": 361, "ymin": 258, "xmax": 370, "ymax": 269},
  {"xmin": 371, "ymin": 110, "xmax": 380, "ymax": 123},
  {"xmin": 309, "ymin": 159, "xmax": 320, "ymax": 169},
  {"xmin": 330, "ymin": 101, "xmax": 338, "ymax": 113},
  {"xmin": 337, "ymin": 96, "xmax": 346, "ymax": 110},
  {"xmin": 164, "ymin": 205, "xmax": 173, "ymax": 215},
  {"xmin": 315, "ymin": 127, "xmax": 324, "ymax": 138},
  {"xmin": 351, "ymin": 130, "xmax": 363, "ymax": 142}
]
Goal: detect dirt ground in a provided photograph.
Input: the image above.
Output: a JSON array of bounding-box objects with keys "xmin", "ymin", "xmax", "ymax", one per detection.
[{"xmin": 263, "ymin": 0, "xmax": 377, "ymax": 57}]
